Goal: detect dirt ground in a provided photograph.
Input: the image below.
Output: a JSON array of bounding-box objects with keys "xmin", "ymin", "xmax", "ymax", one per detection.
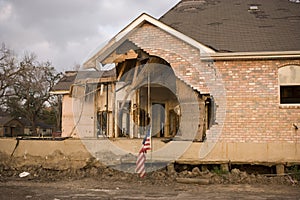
[
  {"xmin": 1, "ymin": 164, "xmax": 300, "ymax": 200},
  {"xmin": 1, "ymin": 149, "xmax": 300, "ymax": 199},
  {"xmin": 1, "ymin": 177, "xmax": 300, "ymax": 199}
]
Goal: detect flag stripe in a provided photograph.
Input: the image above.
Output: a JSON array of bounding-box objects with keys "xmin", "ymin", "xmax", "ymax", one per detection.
[
  {"xmin": 136, "ymin": 128, "xmax": 151, "ymax": 178},
  {"xmin": 136, "ymin": 154, "xmax": 145, "ymax": 170},
  {"xmin": 136, "ymin": 151, "xmax": 146, "ymax": 177}
]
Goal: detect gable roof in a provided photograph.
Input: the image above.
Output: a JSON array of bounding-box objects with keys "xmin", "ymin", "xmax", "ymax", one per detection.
[
  {"xmin": 83, "ymin": 13, "xmax": 215, "ymax": 69},
  {"xmin": 159, "ymin": 0, "xmax": 300, "ymax": 53}
]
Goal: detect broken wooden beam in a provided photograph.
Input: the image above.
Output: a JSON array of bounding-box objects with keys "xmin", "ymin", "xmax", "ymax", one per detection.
[
  {"xmin": 103, "ymin": 49, "xmax": 138, "ymax": 64},
  {"xmin": 176, "ymin": 178, "xmax": 210, "ymax": 185}
]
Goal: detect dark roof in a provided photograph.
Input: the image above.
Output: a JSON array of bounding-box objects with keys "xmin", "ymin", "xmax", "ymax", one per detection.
[
  {"xmin": 0, "ymin": 116, "xmax": 14, "ymax": 126},
  {"xmin": 52, "ymin": 69, "xmax": 116, "ymax": 91},
  {"xmin": 14, "ymin": 117, "xmax": 54, "ymax": 129},
  {"xmin": 160, "ymin": 0, "xmax": 300, "ymax": 52},
  {"xmin": 52, "ymin": 71, "xmax": 77, "ymax": 91},
  {"xmin": 0, "ymin": 116, "xmax": 53, "ymax": 128}
]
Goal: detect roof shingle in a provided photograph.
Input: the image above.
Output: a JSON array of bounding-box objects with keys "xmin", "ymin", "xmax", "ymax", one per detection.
[{"xmin": 160, "ymin": 0, "xmax": 300, "ymax": 52}]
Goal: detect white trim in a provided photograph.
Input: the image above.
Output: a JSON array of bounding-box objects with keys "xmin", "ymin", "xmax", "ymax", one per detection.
[
  {"xmin": 201, "ymin": 51, "xmax": 300, "ymax": 60},
  {"xmin": 83, "ymin": 13, "xmax": 215, "ymax": 68},
  {"xmin": 115, "ymin": 13, "xmax": 215, "ymax": 54},
  {"xmin": 279, "ymin": 104, "xmax": 300, "ymax": 106},
  {"xmin": 280, "ymin": 83, "xmax": 300, "ymax": 86},
  {"xmin": 50, "ymin": 91, "xmax": 70, "ymax": 95},
  {"xmin": 279, "ymin": 104, "xmax": 300, "ymax": 108},
  {"xmin": 83, "ymin": 13, "xmax": 300, "ymax": 66}
]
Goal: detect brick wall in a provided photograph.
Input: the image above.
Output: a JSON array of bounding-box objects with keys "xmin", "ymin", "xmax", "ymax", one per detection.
[
  {"xmin": 129, "ymin": 23, "xmax": 210, "ymax": 94},
  {"xmin": 217, "ymin": 60, "xmax": 300, "ymax": 142},
  {"xmin": 128, "ymin": 22, "xmax": 300, "ymax": 143}
]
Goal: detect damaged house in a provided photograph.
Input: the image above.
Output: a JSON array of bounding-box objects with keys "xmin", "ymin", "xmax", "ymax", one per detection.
[{"xmin": 52, "ymin": 0, "xmax": 300, "ymax": 171}]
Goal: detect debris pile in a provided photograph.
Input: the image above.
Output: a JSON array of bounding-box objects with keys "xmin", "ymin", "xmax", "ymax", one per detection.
[
  {"xmin": 0, "ymin": 163, "xmax": 298, "ymax": 186},
  {"xmin": 0, "ymin": 151, "xmax": 299, "ymax": 185}
]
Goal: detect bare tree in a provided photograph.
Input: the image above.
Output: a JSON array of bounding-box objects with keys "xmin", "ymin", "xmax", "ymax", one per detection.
[
  {"xmin": 0, "ymin": 43, "xmax": 24, "ymax": 108},
  {"xmin": 6, "ymin": 53, "xmax": 61, "ymax": 135}
]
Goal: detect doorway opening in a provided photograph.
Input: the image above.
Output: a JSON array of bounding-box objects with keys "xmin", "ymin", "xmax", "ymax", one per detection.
[{"xmin": 151, "ymin": 103, "xmax": 165, "ymax": 137}]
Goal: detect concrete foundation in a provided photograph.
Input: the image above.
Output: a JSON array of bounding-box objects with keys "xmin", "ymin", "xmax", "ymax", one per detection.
[{"xmin": 0, "ymin": 138, "xmax": 299, "ymax": 170}]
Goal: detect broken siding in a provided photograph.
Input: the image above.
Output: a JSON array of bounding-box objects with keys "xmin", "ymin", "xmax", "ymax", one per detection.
[
  {"xmin": 96, "ymin": 83, "xmax": 114, "ymax": 137},
  {"xmin": 176, "ymin": 78, "xmax": 202, "ymax": 140},
  {"xmin": 126, "ymin": 22, "xmax": 224, "ymax": 141},
  {"xmin": 61, "ymin": 95, "xmax": 78, "ymax": 137}
]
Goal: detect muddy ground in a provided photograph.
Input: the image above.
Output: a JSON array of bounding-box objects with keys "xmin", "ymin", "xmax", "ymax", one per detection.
[
  {"xmin": 1, "ymin": 161, "xmax": 300, "ymax": 199},
  {"xmin": 1, "ymin": 177, "xmax": 300, "ymax": 200}
]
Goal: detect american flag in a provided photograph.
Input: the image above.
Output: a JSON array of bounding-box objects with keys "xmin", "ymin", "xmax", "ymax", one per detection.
[{"xmin": 135, "ymin": 128, "xmax": 151, "ymax": 177}]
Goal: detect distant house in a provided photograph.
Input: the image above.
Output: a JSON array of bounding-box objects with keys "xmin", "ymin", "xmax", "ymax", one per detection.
[
  {"xmin": 0, "ymin": 115, "xmax": 53, "ymax": 137},
  {"xmin": 0, "ymin": 116, "xmax": 24, "ymax": 137},
  {"xmin": 52, "ymin": 0, "xmax": 300, "ymax": 170}
]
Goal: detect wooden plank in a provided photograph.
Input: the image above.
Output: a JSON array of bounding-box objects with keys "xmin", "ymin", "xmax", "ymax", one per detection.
[
  {"xmin": 117, "ymin": 63, "xmax": 126, "ymax": 81},
  {"xmin": 103, "ymin": 49, "xmax": 138, "ymax": 64},
  {"xmin": 176, "ymin": 178, "xmax": 210, "ymax": 185},
  {"xmin": 131, "ymin": 60, "xmax": 140, "ymax": 86}
]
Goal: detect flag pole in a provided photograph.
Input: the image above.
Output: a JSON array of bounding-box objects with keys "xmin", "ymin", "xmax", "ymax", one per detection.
[{"xmin": 147, "ymin": 69, "xmax": 153, "ymax": 167}]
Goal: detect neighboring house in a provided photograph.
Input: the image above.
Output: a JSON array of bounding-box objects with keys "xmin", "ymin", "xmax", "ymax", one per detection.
[
  {"xmin": 0, "ymin": 115, "xmax": 53, "ymax": 137},
  {"xmin": 52, "ymin": 0, "xmax": 300, "ymax": 170},
  {"xmin": 19, "ymin": 119, "xmax": 54, "ymax": 137},
  {"xmin": 0, "ymin": 116, "xmax": 24, "ymax": 137}
]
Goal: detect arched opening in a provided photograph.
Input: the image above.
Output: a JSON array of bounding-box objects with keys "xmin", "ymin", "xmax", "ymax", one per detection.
[
  {"xmin": 115, "ymin": 55, "xmax": 181, "ymax": 139},
  {"xmin": 91, "ymin": 40, "xmax": 214, "ymax": 141}
]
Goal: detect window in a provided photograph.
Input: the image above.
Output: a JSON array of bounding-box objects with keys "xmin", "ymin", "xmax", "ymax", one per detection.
[
  {"xmin": 280, "ymin": 86, "xmax": 300, "ymax": 104},
  {"xmin": 279, "ymin": 65, "xmax": 300, "ymax": 104}
]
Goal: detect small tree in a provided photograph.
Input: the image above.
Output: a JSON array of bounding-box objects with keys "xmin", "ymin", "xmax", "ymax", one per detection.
[{"xmin": 6, "ymin": 53, "xmax": 61, "ymax": 135}]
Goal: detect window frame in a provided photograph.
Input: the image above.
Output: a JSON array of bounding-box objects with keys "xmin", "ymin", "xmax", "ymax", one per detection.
[{"xmin": 278, "ymin": 65, "xmax": 300, "ymax": 106}]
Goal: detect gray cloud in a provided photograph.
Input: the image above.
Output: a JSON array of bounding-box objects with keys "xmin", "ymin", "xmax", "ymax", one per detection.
[{"xmin": 0, "ymin": 0, "xmax": 179, "ymax": 71}]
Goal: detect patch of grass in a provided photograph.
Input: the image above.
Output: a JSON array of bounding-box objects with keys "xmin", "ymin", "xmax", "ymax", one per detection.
[
  {"xmin": 287, "ymin": 165, "xmax": 300, "ymax": 181},
  {"xmin": 211, "ymin": 166, "xmax": 228, "ymax": 175}
]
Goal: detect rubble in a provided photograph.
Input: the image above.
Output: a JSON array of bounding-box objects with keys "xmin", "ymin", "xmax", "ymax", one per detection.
[
  {"xmin": 0, "ymin": 151, "xmax": 299, "ymax": 186},
  {"xmin": 0, "ymin": 164, "xmax": 298, "ymax": 186}
]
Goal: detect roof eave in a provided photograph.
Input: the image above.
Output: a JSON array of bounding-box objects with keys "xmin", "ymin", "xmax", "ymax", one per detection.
[{"xmin": 201, "ymin": 51, "xmax": 300, "ymax": 61}]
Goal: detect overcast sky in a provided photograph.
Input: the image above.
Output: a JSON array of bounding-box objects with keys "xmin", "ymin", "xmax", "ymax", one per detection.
[{"xmin": 0, "ymin": 0, "xmax": 180, "ymax": 72}]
